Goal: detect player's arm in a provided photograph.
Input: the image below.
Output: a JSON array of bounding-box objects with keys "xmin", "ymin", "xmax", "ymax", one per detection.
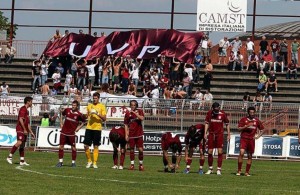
[
  {"xmin": 176, "ymin": 151, "xmax": 182, "ymax": 169},
  {"xmin": 27, "ymin": 123, "xmax": 35, "ymax": 139},
  {"xmin": 204, "ymin": 123, "xmax": 209, "ymax": 140},
  {"xmin": 97, "ymin": 106, "xmax": 107, "ymax": 122},
  {"xmin": 124, "ymin": 124, "xmax": 129, "ymax": 141},
  {"xmin": 238, "ymin": 120, "xmax": 251, "ymax": 131},
  {"xmin": 75, "ymin": 121, "xmax": 85, "ymax": 132},
  {"xmin": 60, "ymin": 110, "xmax": 64, "ymax": 129},
  {"xmin": 226, "ymin": 123, "xmax": 230, "ymax": 141},
  {"xmin": 134, "ymin": 110, "xmax": 144, "ymax": 121},
  {"xmin": 163, "ymin": 150, "xmax": 172, "ymax": 168}
]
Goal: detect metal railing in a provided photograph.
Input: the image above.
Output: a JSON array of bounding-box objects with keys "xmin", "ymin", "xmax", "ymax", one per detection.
[{"xmin": 1, "ymin": 95, "xmax": 299, "ymax": 134}]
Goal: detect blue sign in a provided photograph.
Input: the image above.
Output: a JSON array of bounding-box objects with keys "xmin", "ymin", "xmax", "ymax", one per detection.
[
  {"xmin": 262, "ymin": 137, "xmax": 283, "ymax": 156},
  {"xmin": 234, "ymin": 136, "xmax": 240, "ymax": 154},
  {"xmin": 289, "ymin": 138, "xmax": 300, "ymax": 157}
]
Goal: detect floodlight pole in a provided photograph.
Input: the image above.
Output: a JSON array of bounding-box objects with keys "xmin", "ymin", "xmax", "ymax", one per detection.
[
  {"xmin": 9, "ymin": 0, "xmax": 15, "ymax": 43},
  {"xmin": 88, "ymin": 0, "xmax": 93, "ymax": 35},
  {"xmin": 251, "ymin": 0, "xmax": 257, "ymax": 41},
  {"xmin": 170, "ymin": 0, "xmax": 175, "ymax": 29}
]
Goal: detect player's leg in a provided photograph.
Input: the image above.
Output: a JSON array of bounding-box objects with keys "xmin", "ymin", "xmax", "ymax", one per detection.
[
  {"xmin": 184, "ymin": 146, "xmax": 194, "ymax": 173},
  {"xmin": 171, "ymin": 152, "xmax": 176, "ymax": 173},
  {"xmin": 7, "ymin": 134, "xmax": 23, "ymax": 164},
  {"xmin": 119, "ymin": 143, "xmax": 126, "ymax": 170},
  {"xmin": 128, "ymin": 138, "xmax": 135, "ymax": 170},
  {"xmin": 237, "ymin": 149, "xmax": 245, "ymax": 175},
  {"xmin": 216, "ymin": 134, "xmax": 224, "ymax": 175},
  {"xmin": 245, "ymin": 139, "xmax": 255, "ymax": 176},
  {"xmin": 19, "ymin": 136, "xmax": 29, "ymax": 166},
  {"xmin": 92, "ymin": 131, "xmax": 101, "ymax": 169},
  {"xmin": 70, "ymin": 136, "xmax": 77, "ymax": 167},
  {"xmin": 56, "ymin": 134, "xmax": 65, "ymax": 167},
  {"xmin": 206, "ymin": 134, "xmax": 214, "ymax": 174},
  {"xmin": 112, "ymin": 142, "xmax": 119, "ymax": 169},
  {"xmin": 83, "ymin": 130, "xmax": 93, "ymax": 168},
  {"xmin": 137, "ymin": 137, "xmax": 144, "ymax": 171},
  {"xmin": 199, "ymin": 146, "xmax": 205, "ymax": 174}
]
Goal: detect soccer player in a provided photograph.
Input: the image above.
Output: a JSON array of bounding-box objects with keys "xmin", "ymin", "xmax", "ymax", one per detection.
[
  {"xmin": 56, "ymin": 100, "xmax": 85, "ymax": 168},
  {"xmin": 161, "ymin": 132, "xmax": 182, "ymax": 173},
  {"xmin": 124, "ymin": 100, "xmax": 145, "ymax": 171},
  {"xmin": 183, "ymin": 124, "xmax": 206, "ymax": 174},
  {"xmin": 237, "ymin": 107, "xmax": 264, "ymax": 176},
  {"xmin": 6, "ymin": 97, "xmax": 35, "ymax": 165},
  {"xmin": 109, "ymin": 125, "xmax": 127, "ymax": 170},
  {"xmin": 84, "ymin": 92, "xmax": 107, "ymax": 169},
  {"xmin": 204, "ymin": 102, "xmax": 230, "ymax": 175}
]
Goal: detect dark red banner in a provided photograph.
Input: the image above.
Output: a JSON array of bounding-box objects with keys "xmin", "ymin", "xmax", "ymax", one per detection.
[{"xmin": 43, "ymin": 29, "xmax": 203, "ymax": 63}]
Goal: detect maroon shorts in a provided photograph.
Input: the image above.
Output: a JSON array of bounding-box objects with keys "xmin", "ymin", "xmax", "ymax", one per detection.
[
  {"xmin": 240, "ymin": 138, "xmax": 255, "ymax": 154},
  {"xmin": 17, "ymin": 133, "xmax": 27, "ymax": 142},
  {"xmin": 59, "ymin": 134, "xmax": 76, "ymax": 147},
  {"xmin": 207, "ymin": 133, "xmax": 223, "ymax": 149},
  {"xmin": 128, "ymin": 137, "xmax": 144, "ymax": 149}
]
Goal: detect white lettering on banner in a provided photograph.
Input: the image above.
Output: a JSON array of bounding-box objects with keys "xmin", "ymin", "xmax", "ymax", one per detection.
[
  {"xmin": 0, "ymin": 126, "xmax": 17, "ymax": 146},
  {"xmin": 196, "ymin": 0, "xmax": 247, "ymax": 32},
  {"xmin": 137, "ymin": 46, "xmax": 160, "ymax": 59},
  {"xmin": 263, "ymin": 144, "xmax": 282, "ymax": 150},
  {"xmin": 290, "ymin": 145, "xmax": 300, "ymax": 150},
  {"xmin": 0, "ymin": 96, "xmax": 41, "ymax": 116},
  {"xmin": 106, "ymin": 106, "xmax": 129, "ymax": 121},
  {"xmin": 106, "ymin": 43, "xmax": 130, "ymax": 55},
  {"xmin": 69, "ymin": 43, "xmax": 92, "ymax": 58},
  {"xmin": 144, "ymin": 135, "xmax": 161, "ymax": 143}
]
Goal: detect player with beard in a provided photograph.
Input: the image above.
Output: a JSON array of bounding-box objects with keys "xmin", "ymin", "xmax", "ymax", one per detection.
[
  {"xmin": 161, "ymin": 132, "xmax": 182, "ymax": 173},
  {"xmin": 56, "ymin": 100, "xmax": 85, "ymax": 167},
  {"xmin": 236, "ymin": 107, "xmax": 264, "ymax": 176},
  {"xmin": 183, "ymin": 124, "xmax": 206, "ymax": 174},
  {"xmin": 124, "ymin": 100, "xmax": 145, "ymax": 171},
  {"xmin": 204, "ymin": 102, "xmax": 230, "ymax": 175},
  {"xmin": 109, "ymin": 125, "xmax": 127, "ymax": 170}
]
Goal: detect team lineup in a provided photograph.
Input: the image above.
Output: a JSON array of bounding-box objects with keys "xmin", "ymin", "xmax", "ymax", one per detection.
[{"xmin": 6, "ymin": 95, "xmax": 267, "ymax": 176}]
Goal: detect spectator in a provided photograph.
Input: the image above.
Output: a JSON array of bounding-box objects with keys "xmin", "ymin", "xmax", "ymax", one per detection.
[
  {"xmin": 203, "ymin": 89, "xmax": 213, "ymax": 103},
  {"xmin": 218, "ymin": 36, "xmax": 230, "ymax": 64},
  {"xmin": 205, "ymin": 59, "xmax": 213, "ymax": 72},
  {"xmin": 127, "ymin": 82, "xmax": 137, "ymax": 96},
  {"xmin": 200, "ymin": 34, "xmax": 211, "ymax": 63},
  {"xmin": 40, "ymin": 59, "xmax": 49, "ymax": 86},
  {"xmin": 112, "ymin": 57, "xmax": 123, "ymax": 93},
  {"xmin": 86, "ymin": 59, "xmax": 97, "ymax": 92},
  {"xmin": 272, "ymin": 129, "xmax": 278, "ymax": 137},
  {"xmin": 203, "ymin": 60, "xmax": 213, "ymax": 90},
  {"xmin": 64, "ymin": 69, "xmax": 73, "ymax": 95},
  {"xmin": 102, "ymin": 57, "xmax": 111, "ymax": 85},
  {"xmin": 121, "ymin": 62, "xmax": 130, "ymax": 94},
  {"xmin": 62, "ymin": 29, "xmax": 69, "ymax": 38},
  {"xmin": 191, "ymin": 88, "xmax": 203, "ymax": 109},
  {"xmin": 291, "ymin": 39, "xmax": 300, "ymax": 64},
  {"xmin": 32, "ymin": 60, "xmax": 41, "ymax": 92},
  {"xmin": 52, "ymin": 69, "xmax": 62, "ymax": 94},
  {"xmin": 265, "ymin": 71, "xmax": 278, "ymax": 92},
  {"xmin": 245, "ymin": 37, "xmax": 255, "ymax": 60},
  {"xmin": 130, "ymin": 59, "xmax": 141, "ymax": 88},
  {"xmin": 79, "ymin": 29, "xmax": 84, "ymax": 34},
  {"xmin": 270, "ymin": 38, "xmax": 279, "ymax": 63},
  {"xmin": 263, "ymin": 91, "xmax": 272, "ymax": 112},
  {"xmin": 51, "ymin": 29, "xmax": 61, "ymax": 41},
  {"xmin": 274, "ymin": 55, "xmax": 284, "ymax": 73},
  {"xmin": 257, "ymin": 71, "xmax": 267, "ymax": 92},
  {"xmin": 234, "ymin": 51, "xmax": 243, "ymax": 71},
  {"xmin": 279, "ymin": 39, "xmax": 288, "ymax": 66},
  {"xmin": 159, "ymin": 73, "xmax": 169, "ymax": 97},
  {"xmin": 142, "ymin": 82, "xmax": 151, "ymax": 97},
  {"xmin": 150, "ymin": 70, "xmax": 159, "ymax": 87},
  {"xmin": 253, "ymin": 91, "xmax": 263, "ymax": 111},
  {"xmin": 259, "ymin": 36, "xmax": 269, "ymax": 59},
  {"xmin": 81, "ymin": 85, "xmax": 90, "ymax": 102},
  {"xmin": 0, "ymin": 82, "xmax": 10, "ymax": 97},
  {"xmin": 5, "ymin": 43, "xmax": 16, "ymax": 64},
  {"xmin": 194, "ymin": 51, "xmax": 203, "ymax": 83},
  {"xmin": 40, "ymin": 113, "xmax": 50, "ymax": 127},
  {"xmin": 242, "ymin": 91, "xmax": 251, "ymax": 110},
  {"xmin": 170, "ymin": 58, "xmax": 181, "ymax": 86},
  {"xmin": 93, "ymin": 32, "xmax": 98, "ymax": 37},
  {"xmin": 247, "ymin": 52, "xmax": 259, "ymax": 71},
  {"xmin": 100, "ymin": 32, "xmax": 106, "ymax": 37},
  {"xmin": 56, "ymin": 62, "xmax": 64, "ymax": 77},
  {"xmin": 182, "ymin": 72, "xmax": 191, "ymax": 99},
  {"xmin": 286, "ymin": 59, "xmax": 298, "ymax": 79},
  {"xmin": 230, "ymin": 36, "xmax": 242, "ymax": 57},
  {"xmin": 68, "ymin": 84, "xmax": 78, "ymax": 98},
  {"xmin": 262, "ymin": 50, "xmax": 273, "ymax": 72},
  {"xmin": 76, "ymin": 59, "xmax": 88, "ymax": 91},
  {"xmin": 227, "ymin": 51, "xmax": 236, "ymax": 71}
]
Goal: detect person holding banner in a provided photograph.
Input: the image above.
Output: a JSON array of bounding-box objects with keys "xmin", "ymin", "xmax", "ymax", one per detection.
[
  {"xmin": 109, "ymin": 125, "xmax": 127, "ymax": 170},
  {"xmin": 84, "ymin": 92, "xmax": 107, "ymax": 169},
  {"xmin": 55, "ymin": 100, "xmax": 85, "ymax": 168},
  {"xmin": 161, "ymin": 132, "xmax": 182, "ymax": 173},
  {"xmin": 6, "ymin": 97, "xmax": 35, "ymax": 166},
  {"xmin": 237, "ymin": 107, "xmax": 265, "ymax": 176},
  {"xmin": 204, "ymin": 102, "xmax": 230, "ymax": 176},
  {"xmin": 124, "ymin": 100, "xmax": 145, "ymax": 171},
  {"xmin": 183, "ymin": 124, "xmax": 205, "ymax": 174}
]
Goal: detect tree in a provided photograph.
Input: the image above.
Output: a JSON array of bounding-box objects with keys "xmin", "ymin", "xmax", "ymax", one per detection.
[{"xmin": 0, "ymin": 11, "xmax": 18, "ymax": 40}]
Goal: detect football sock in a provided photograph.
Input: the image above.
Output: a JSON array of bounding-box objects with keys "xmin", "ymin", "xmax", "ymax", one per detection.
[
  {"xmin": 59, "ymin": 149, "xmax": 64, "ymax": 159},
  {"xmin": 130, "ymin": 150, "xmax": 135, "ymax": 161},
  {"xmin": 187, "ymin": 159, "xmax": 192, "ymax": 166},
  {"xmin": 10, "ymin": 145, "xmax": 18, "ymax": 155},
  {"xmin": 19, "ymin": 147, "xmax": 25, "ymax": 159},
  {"xmin": 138, "ymin": 151, "xmax": 143, "ymax": 161},
  {"xmin": 217, "ymin": 154, "xmax": 223, "ymax": 168},
  {"xmin": 71, "ymin": 149, "xmax": 76, "ymax": 161},
  {"xmin": 93, "ymin": 147, "xmax": 99, "ymax": 164},
  {"xmin": 85, "ymin": 148, "xmax": 92, "ymax": 163},
  {"xmin": 131, "ymin": 160, "xmax": 134, "ymax": 165},
  {"xmin": 238, "ymin": 162, "xmax": 243, "ymax": 172},
  {"xmin": 200, "ymin": 159, "xmax": 205, "ymax": 166},
  {"xmin": 139, "ymin": 160, "xmax": 143, "ymax": 165},
  {"xmin": 59, "ymin": 159, "xmax": 63, "ymax": 163},
  {"xmin": 246, "ymin": 163, "xmax": 251, "ymax": 173},
  {"xmin": 171, "ymin": 155, "xmax": 176, "ymax": 164},
  {"xmin": 72, "ymin": 160, "xmax": 75, "ymax": 164},
  {"xmin": 208, "ymin": 154, "xmax": 213, "ymax": 167},
  {"xmin": 163, "ymin": 156, "xmax": 168, "ymax": 166},
  {"xmin": 120, "ymin": 152, "xmax": 125, "ymax": 166},
  {"xmin": 20, "ymin": 157, "xmax": 25, "ymax": 163},
  {"xmin": 113, "ymin": 152, "xmax": 118, "ymax": 165}
]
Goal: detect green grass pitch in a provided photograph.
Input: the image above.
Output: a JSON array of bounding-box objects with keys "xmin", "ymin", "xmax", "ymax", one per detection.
[{"xmin": 0, "ymin": 150, "xmax": 299, "ymax": 195}]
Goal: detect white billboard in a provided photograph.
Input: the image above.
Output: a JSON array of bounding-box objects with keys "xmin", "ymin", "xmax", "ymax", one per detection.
[{"xmin": 196, "ymin": 0, "xmax": 247, "ymax": 32}]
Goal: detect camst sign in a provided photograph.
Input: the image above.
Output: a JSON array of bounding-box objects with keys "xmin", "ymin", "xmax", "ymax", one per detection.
[{"xmin": 197, "ymin": 0, "xmax": 247, "ymax": 32}]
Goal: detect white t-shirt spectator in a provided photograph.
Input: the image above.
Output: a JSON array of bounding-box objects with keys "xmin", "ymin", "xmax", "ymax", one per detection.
[
  {"xmin": 87, "ymin": 64, "xmax": 96, "ymax": 77},
  {"xmin": 204, "ymin": 93, "xmax": 213, "ymax": 102},
  {"xmin": 150, "ymin": 75, "xmax": 159, "ymax": 86},
  {"xmin": 150, "ymin": 88, "xmax": 159, "ymax": 99},
  {"xmin": 246, "ymin": 41, "xmax": 255, "ymax": 51},
  {"xmin": 41, "ymin": 63, "xmax": 48, "ymax": 76},
  {"xmin": 65, "ymin": 73, "xmax": 73, "ymax": 85},
  {"xmin": 184, "ymin": 68, "xmax": 193, "ymax": 80},
  {"xmin": 52, "ymin": 73, "xmax": 61, "ymax": 84}
]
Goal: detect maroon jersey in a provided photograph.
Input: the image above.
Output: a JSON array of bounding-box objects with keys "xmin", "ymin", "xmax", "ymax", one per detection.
[
  {"xmin": 124, "ymin": 109, "xmax": 144, "ymax": 138},
  {"xmin": 77, "ymin": 66, "xmax": 88, "ymax": 77},
  {"xmin": 61, "ymin": 108, "xmax": 85, "ymax": 136},
  {"xmin": 205, "ymin": 110, "xmax": 229, "ymax": 134},
  {"xmin": 16, "ymin": 106, "xmax": 29, "ymax": 133},
  {"xmin": 159, "ymin": 76, "xmax": 169, "ymax": 89},
  {"xmin": 110, "ymin": 126, "xmax": 126, "ymax": 140},
  {"xmin": 161, "ymin": 132, "xmax": 182, "ymax": 153},
  {"xmin": 185, "ymin": 124, "xmax": 205, "ymax": 145},
  {"xmin": 163, "ymin": 61, "xmax": 170, "ymax": 75},
  {"xmin": 238, "ymin": 117, "xmax": 264, "ymax": 139}
]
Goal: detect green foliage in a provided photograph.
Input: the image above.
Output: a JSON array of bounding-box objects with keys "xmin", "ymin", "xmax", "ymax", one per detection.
[
  {"xmin": 0, "ymin": 11, "xmax": 18, "ymax": 39},
  {"xmin": 1, "ymin": 150, "xmax": 300, "ymax": 194}
]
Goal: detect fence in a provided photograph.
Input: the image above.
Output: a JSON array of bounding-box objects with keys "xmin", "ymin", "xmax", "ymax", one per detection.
[{"xmin": 1, "ymin": 94, "xmax": 299, "ymax": 134}]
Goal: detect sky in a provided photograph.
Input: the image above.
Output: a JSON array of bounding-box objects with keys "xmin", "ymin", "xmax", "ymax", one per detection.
[{"xmin": 0, "ymin": 0, "xmax": 300, "ymax": 44}]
